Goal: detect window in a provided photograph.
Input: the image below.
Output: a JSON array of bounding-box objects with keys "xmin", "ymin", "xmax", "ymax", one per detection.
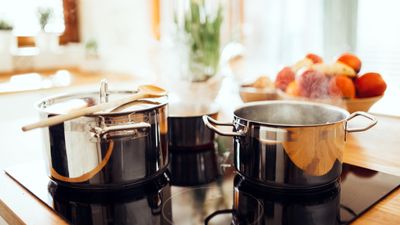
[
  {"xmin": 0, "ymin": 0, "xmax": 65, "ymax": 35},
  {"xmin": 0, "ymin": 0, "xmax": 79, "ymax": 44}
]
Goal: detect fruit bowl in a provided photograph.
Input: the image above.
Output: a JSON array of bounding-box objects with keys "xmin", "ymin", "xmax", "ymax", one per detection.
[
  {"xmin": 273, "ymin": 52, "xmax": 387, "ymax": 113},
  {"xmin": 239, "ymin": 86, "xmax": 278, "ymax": 102},
  {"xmin": 344, "ymin": 95, "xmax": 383, "ymax": 113},
  {"xmin": 277, "ymin": 90, "xmax": 382, "ymax": 113}
]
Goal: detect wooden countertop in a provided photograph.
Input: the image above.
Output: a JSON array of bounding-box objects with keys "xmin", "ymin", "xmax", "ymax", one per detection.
[{"xmin": 0, "ymin": 113, "xmax": 399, "ymax": 225}]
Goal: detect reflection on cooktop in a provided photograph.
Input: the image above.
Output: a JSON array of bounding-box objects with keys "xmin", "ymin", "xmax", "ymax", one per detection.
[
  {"xmin": 4, "ymin": 161, "xmax": 400, "ymax": 225},
  {"xmin": 162, "ymin": 164, "xmax": 399, "ymax": 225},
  {"xmin": 48, "ymin": 172, "xmax": 172, "ymax": 225}
]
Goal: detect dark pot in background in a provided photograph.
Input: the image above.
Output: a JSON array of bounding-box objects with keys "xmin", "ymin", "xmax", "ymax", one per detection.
[
  {"xmin": 167, "ymin": 102, "xmax": 220, "ymax": 186},
  {"xmin": 168, "ymin": 102, "xmax": 219, "ymax": 150}
]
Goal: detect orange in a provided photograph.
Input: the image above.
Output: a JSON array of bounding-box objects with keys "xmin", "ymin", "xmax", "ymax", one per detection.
[
  {"xmin": 286, "ymin": 81, "xmax": 300, "ymax": 96},
  {"xmin": 328, "ymin": 75, "xmax": 356, "ymax": 98},
  {"xmin": 337, "ymin": 53, "xmax": 362, "ymax": 74}
]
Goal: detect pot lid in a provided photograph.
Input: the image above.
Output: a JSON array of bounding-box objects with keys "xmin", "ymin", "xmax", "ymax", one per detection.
[{"xmin": 37, "ymin": 91, "xmax": 168, "ymax": 115}]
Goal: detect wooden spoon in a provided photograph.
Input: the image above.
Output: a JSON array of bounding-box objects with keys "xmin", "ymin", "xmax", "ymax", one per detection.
[{"xmin": 21, "ymin": 85, "xmax": 167, "ymax": 132}]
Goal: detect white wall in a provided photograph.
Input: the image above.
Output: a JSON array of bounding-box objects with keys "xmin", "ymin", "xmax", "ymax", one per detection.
[{"xmin": 78, "ymin": 0, "xmax": 155, "ymax": 78}]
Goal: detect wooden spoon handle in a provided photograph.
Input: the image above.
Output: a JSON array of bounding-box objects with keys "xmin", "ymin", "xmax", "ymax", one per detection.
[{"xmin": 22, "ymin": 92, "xmax": 147, "ymax": 131}]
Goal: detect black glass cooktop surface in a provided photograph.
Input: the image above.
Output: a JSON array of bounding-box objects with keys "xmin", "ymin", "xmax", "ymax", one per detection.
[{"xmin": 5, "ymin": 147, "xmax": 400, "ymax": 225}]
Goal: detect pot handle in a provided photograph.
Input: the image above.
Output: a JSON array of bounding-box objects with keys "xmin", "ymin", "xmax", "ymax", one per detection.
[
  {"xmin": 346, "ymin": 111, "xmax": 377, "ymax": 133},
  {"xmin": 202, "ymin": 115, "xmax": 245, "ymax": 137},
  {"xmin": 51, "ymin": 140, "xmax": 115, "ymax": 183},
  {"xmin": 92, "ymin": 122, "xmax": 151, "ymax": 138}
]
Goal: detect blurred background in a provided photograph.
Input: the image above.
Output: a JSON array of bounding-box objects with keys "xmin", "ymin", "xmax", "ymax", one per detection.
[
  {"xmin": 0, "ymin": 0, "xmax": 399, "ymax": 187},
  {"xmin": 0, "ymin": 0, "xmax": 399, "ymax": 80}
]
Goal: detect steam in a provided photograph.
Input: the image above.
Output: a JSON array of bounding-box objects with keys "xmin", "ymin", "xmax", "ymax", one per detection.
[{"xmin": 235, "ymin": 102, "xmax": 346, "ymax": 126}]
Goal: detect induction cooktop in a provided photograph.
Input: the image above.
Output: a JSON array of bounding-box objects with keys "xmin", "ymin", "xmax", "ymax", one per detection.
[{"xmin": 5, "ymin": 148, "xmax": 400, "ymax": 225}]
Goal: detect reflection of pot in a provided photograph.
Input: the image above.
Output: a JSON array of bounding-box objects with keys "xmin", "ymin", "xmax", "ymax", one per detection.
[
  {"xmin": 37, "ymin": 90, "xmax": 168, "ymax": 189},
  {"xmin": 169, "ymin": 147, "xmax": 219, "ymax": 186},
  {"xmin": 232, "ymin": 175, "xmax": 341, "ymax": 225},
  {"xmin": 204, "ymin": 101, "xmax": 377, "ymax": 189},
  {"xmin": 48, "ymin": 172, "xmax": 171, "ymax": 225},
  {"xmin": 340, "ymin": 163, "xmax": 378, "ymax": 182}
]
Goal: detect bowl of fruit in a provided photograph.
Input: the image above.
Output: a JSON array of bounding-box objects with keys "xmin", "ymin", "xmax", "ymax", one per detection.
[
  {"xmin": 239, "ymin": 76, "xmax": 278, "ymax": 102},
  {"xmin": 275, "ymin": 53, "xmax": 387, "ymax": 113}
]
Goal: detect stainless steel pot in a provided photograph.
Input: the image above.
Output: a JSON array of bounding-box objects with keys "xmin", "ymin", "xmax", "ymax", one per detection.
[
  {"xmin": 203, "ymin": 100, "xmax": 377, "ymax": 189},
  {"xmin": 168, "ymin": 102, "xmax": 219, "ymax": 149},
  {"xmin": 38, "ymin": 89, "xmax": 168, "ymax": 189}
]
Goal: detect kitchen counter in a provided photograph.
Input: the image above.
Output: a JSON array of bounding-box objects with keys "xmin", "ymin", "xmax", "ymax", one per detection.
[{"xmin": 0, "ymin": 72, "xmax": 399, "ymax": 224}]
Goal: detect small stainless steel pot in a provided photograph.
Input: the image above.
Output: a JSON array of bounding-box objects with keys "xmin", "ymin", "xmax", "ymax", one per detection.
[
  {"xmin": 168, "ymin": 103, "xmax": 218, "ymax": 149},
  {"xmin": 38, "ymin": 89, "xmax": 168, "ymax": 189},
  {"xmin": 203, "ymin": 100, "xmax": 377, "ymax": 189}
]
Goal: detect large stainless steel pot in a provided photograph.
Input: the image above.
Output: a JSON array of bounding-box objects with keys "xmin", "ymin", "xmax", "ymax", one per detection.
[
  {"xmin": 37, "ymin": 90, "xmax": 168, "ymax": 190},
  {"xmin": 203, "ymin": 100, "xmax": 377, "ymax": 189}
]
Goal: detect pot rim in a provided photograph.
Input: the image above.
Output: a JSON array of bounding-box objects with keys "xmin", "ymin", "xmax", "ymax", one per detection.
[
  {"xmin": 168, "ymin": 110, "xmax": 218, "ymax": 119},
  {"xmin": 35, "ymin": 90, "xmax": 168, "ymax": 116},
  {"xmin": 233, "ymin": 100, "xmax": 351, "ymax": 128},
  {"xmin": 168, "ymin": 102, "xmax": 219, "ymax": 118}
]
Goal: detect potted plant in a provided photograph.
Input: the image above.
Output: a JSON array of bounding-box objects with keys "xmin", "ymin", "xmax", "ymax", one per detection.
[
  {"xmin": 36, "ymin": 8, "xmax": 59, "ymax": 52},
  {"xmin": 80, "ymin": 38, "xmax": 103, "ymax": 72},
  {"xmin": 0, "ymin": 19, "xmax": 13, "ymax": 72},
  {"xmin": 172, "ymin": 0, "xmax": 225, "ymax": 105},
  {"xmin": 0, "ymin": 20, "xmax": 13, "ymax": 51}
]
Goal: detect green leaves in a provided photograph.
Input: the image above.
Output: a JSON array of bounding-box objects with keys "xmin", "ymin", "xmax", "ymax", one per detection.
[
  {"xmin": 0, "ymin": 20, "xmax": 13, "ymax": 30},
  {"xmin": 182, "ymin": 0, "xmax": 223, "ymax": 82}
]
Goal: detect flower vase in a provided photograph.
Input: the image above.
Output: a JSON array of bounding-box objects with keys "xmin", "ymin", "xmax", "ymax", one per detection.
[{"xmin": 170, "ymin": 0, "xmax": 225, "ymax": 105}]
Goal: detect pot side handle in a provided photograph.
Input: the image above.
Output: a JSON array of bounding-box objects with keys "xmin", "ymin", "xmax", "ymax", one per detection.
[
  {"xmin": 92, "ymin": 122, "xmax": 151, "ymax": 138},
  {"xmin": 202, "ymin": 115, "xmax": 245, "ymax": 137},
  {"xmin": 346, "ymin": 111, "xmax": 377, "ymax": 133}
]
